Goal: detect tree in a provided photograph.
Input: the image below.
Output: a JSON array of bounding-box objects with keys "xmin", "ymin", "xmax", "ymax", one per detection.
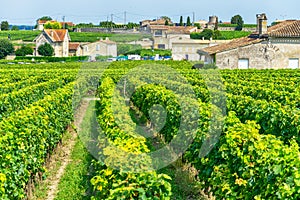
[
  {"xmin": 0, "ymin": 39, "xmax": 14, "ymax": 59},
  {"xmin": 38, "ymin": 16, "xmax": 52, "ymax": 21},
  {"xmin": 15, "ymin": 46, "xmax": 33, "ymax": 56},
  {"xmin": 179, "ymin": 16, "xmax": 183, "ymax": 26},
  {"xmin": 44, "ymin": 21, "xmax": 62, "ymax": 29},
  {"xmin": 231, "ymin": 15, "xmax": 244, "ymax": 31},
  {"xmin": 1, "ymin": 21, "xmax": 9, "ymax": 31},
  {"xmin": 11, "ymin": 26, "xmax": 19, "ymax": 31},
  {"xmin": 161, "ymin": 16, "xmax": 171, "ymax": 25},
  {"xmin": 187, "ymin": 16, "xmax": 191, "ymax": 26},
  {"xmin": 38, "ymin": 43, "xmax": 54, "ymax": 56}
]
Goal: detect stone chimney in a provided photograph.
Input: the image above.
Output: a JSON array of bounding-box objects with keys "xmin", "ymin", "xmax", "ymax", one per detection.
[{"xmin": 256, "ymin": 13, "xmax": 268, "ymax": 36}]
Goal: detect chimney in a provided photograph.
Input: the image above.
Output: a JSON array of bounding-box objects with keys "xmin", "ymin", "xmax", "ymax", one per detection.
[{"xmin": 256, "ymin": 13, "xmax": 268, "ymax": 36}]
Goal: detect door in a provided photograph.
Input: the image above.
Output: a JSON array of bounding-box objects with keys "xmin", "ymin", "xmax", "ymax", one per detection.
[
  {"xmin": 238, "ymin": 59, "xmax": 249, "ymax": 69},
  {"xmin": 288, "ymin": 58, "xmax": 299, "ymax": 69}
]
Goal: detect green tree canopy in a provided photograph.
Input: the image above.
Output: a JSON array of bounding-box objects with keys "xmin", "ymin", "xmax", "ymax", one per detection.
[
  {"xmin": 11, "ymin": 26, "xmax": 19, "ymax": 31},
  {"xmin": 38, "ymin": 16, "xmax": 52, "ymax": 21},
  {"xmin": 1, "ymin": 21, "xmax": 9, "ymax": 31},
  {"xmin": 231, "ymin": 15, "xmax": 244, "ymax": 31},
  {"xmin": 38, "ymin": 43, "xmax": 54, "ymax": 56},
  {"xmin": 0, "ymin": 39, "xmax": 14, "ymax": 59},
  {"xmin": 15, "ymin": 46, "xmax": 33, "ymax": 56},
  {"xmin": 44, "ymin": 21, "xmax": 62, "ymax": 29}
]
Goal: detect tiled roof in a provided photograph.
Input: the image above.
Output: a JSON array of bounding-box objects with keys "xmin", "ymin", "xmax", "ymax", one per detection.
[
  {"xmin": 201, "ymin": 36, "xmax": 262, "ymax": 54},
  {"xmin": 44, "ymin": 29, "xmax": 69, "ymax": 42},
  {"xmin": 268, "ymin": 20, "xmax": 300, "ymax": 37},
  {"xmin": 37, "ymin": 20, "xmax": 48, "ymax": 24},
  {"xmin": 61, "ymin": 22, "xmax": 75, "ymax": 27},
  {"xmin": 69, "ymin": 43, "xmax": 80, "ymax": 50},
  {"xmin": 201, "ymin": 20, "xmax": 300, "ymax": 54},
  {"xmin": 149, "ymin": 25, "xmax": 197, "ymax": 34}
]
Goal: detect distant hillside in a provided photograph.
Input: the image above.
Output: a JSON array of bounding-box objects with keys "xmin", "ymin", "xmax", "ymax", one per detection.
[{"xmin": 8, "ymin": 25, "xmax": 34, "ymax": 30}]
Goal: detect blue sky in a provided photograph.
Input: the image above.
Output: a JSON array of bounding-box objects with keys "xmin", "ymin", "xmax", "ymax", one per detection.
[{"xmin": 0, "ymin": 0, "xmax": 299, "ymax": 25}]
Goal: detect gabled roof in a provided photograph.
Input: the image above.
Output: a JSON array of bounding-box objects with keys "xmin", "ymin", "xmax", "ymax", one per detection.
[
  {"xmin": 149, "ymin": 25, "xmax": 197, "ymax": 34},
  {"xmin": 69, "ymin": 43, "xmax": 80, "ymax": 50},
  {"xmin": 201, "ymin": 20, "xmax": 300, "ymax": 55},
  {"xmin": 268, "ymin": 20, "xmax": 300, "ymax": 37},
  {"xmin": 200, "ymin": 36, "xmax": 262, "ymax": 54},
  {"xmin": 44, "ymin": 29, "xmax": 69, "ymax": 42}
]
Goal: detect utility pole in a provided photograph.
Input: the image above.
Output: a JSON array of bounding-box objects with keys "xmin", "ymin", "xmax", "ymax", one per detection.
[
  {"xmin": 62, "ymin": 16, "xmax": 65, "ymax": 29},
  {"xmin": 192, "ymin": 12, "xmax": 195, "ymax": 26}
]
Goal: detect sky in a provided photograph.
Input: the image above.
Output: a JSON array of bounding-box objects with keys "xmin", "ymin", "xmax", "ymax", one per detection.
[{"xmin": 0, "ymin": 0, "xmax": 300, "ymax": 26}]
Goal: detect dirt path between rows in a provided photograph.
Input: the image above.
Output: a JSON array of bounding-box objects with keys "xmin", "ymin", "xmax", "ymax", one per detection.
[{"xmin": 42, "ymin": 98, "xmax": 97, "ymax": 200}]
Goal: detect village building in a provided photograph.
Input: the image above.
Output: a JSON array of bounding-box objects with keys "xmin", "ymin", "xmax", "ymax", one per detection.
[
  {"xmin": 34, "ymin": 30, "xmax": 117, "ymax": 58},
  {"xmin": 34, "ymin": 29, "xmax": 70, "ymax": 57},
  {"xmin": 150, "ymin": 25, "xmax": 198, "ymax": 49},
  {"xmin": 80, "ymin": 38, "xmax": 117, "ymax": 59},
  {"xmin": 198, "ymin": 13, "xmax": 300, "ymax": 69}
]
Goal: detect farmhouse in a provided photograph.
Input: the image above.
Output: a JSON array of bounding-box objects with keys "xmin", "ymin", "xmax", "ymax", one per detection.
[
  {"xmin": 198, "ymin": 13, "xmax": 300, "ymax": 69},
  {"xmin": 34, "ymin": 29, "xmax": 70, "ymax": 57},
  {"xmin": 80, "ymin": 38, "xmax": 117, "ymax": 59},
  {"xmin": 150, "ymin": 25, "xmax": 198, "ymax": 49}
]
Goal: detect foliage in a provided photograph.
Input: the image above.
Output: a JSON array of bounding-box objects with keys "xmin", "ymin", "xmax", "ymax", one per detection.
[
  {"xmin": 117, "ymin": 44, "xmax": 142, "ymax": 55},
  {"xmin": 15, "ymin": 45, "xmax": 33, "ymax": 56},
  {"xmin": 99, "ymin": 21, "xmax": 115, "ymax": 28},
  {"xmin": 15, "ymin": 56, "xmax": 88, "ymax": 62},
  {"xmin": 190, "ymin": 29, "xmax": 214, "ymax": 40},
  {"xmin": 37, "ymin": 43, "xmax": 54, "ymax": 56},
  {"xmin": 91, "ymin": 77, "xmax": 173, "ymax": 199},
  {"xmin": 0, "ymin": 39, "xmax": 14, "ymax": 59},
  {"xmin": 0, "ymin": 30, "xmax": 40, "ymax": 42},
  {"xmin": 179, "ymin": 16, "xmax": 183, "ymax": 26},
  {"xmin": 0, "ymin": 21, "xmax": 9, "ymax": 31},
  {"xmin": 187, "ymin": 16, "xmax": 191, "ymax": 26},
  {"xmin": 11, "ymin": 26, "xmax": 19, "ymax": 31},
  {"xmin": 44, "ymin": 21, "xmax": 62, "ymax": 29},
  {"xmin": 37, "ymin": 16, "xmax": 52, "ymax": 21},
  {"xmin": 231, "ymin": 15, "xmax": 244, "ymax": 31},
  {"xmin": 124, "ymin": 49, "xmax": 172, "ymax": 57},
  {"xmin": 191, "ymin": 30, "xmax": 251, "ymax": 40}
]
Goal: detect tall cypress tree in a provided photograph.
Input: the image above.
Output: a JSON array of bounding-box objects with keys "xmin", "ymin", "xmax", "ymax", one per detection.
[
  {"xmin": 187, "ymin": 16, "xmax": 191, "ymax": 26},
  {"xmin": 179, "ymin": 16, "xmax": 183, "ymax": 26}
]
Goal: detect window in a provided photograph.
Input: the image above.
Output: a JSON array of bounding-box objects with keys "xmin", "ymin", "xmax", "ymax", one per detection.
[
  {"xmin": 154, "ymin": 30, "xmax": 163, "ymax": 37},
  {"xmin": 96, "ymin": 44, "xmax": 100, "ymax": 51},
  {"xmin": 85, "ymin": 46, "xmax": 89, "ymax": 52},
  {"xmin": 288, "ymin": 58, "xmax": 299, "ymax": 69},
  {"xmin": 158, "ymin": 44, "xmax": 165, "ymax": 49},
  {"xmin": 238, "ymin": 59, "xmax": 249, "ymax": 69}
]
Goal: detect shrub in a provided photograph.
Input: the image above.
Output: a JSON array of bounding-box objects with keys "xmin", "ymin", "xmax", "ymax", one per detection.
[
  {"xmin": 15, "ymin": 46, "xmax": 33, "ymax": 56},
  {"xmin": 0, "ymin": 39, "xmax": 14, "ymax": 59},
  {"xmin": 37, "ymin": 43, "xmax": 54, "ymax": 56}
]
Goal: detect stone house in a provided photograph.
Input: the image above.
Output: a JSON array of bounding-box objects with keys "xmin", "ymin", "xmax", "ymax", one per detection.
[
  {"xmin": 34, "ymin": 29, "xmax": 70, "ymax": 57},
  {"xmin": 80, "ymin": 38, "xmax": 117, "ymax": 59},
  {"xmin": 68, "ymin": 43, "xmax": 82, "ymax": 56},
  {"xmin": 172, "ymin": 39, "xmax": 229, "ymax": 61},
  {"xmin": 150, "ymin": 25, "xmax": 198, "ymax": 49},
  {"xmin": 198, "ymin": 13, "xmax": 300, "ymax": 69}
]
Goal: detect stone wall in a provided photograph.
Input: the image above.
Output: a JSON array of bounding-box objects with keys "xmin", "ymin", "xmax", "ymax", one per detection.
[{"xmin": 215, "ymin": 39, "xmax": 300, "ymax": 69}]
